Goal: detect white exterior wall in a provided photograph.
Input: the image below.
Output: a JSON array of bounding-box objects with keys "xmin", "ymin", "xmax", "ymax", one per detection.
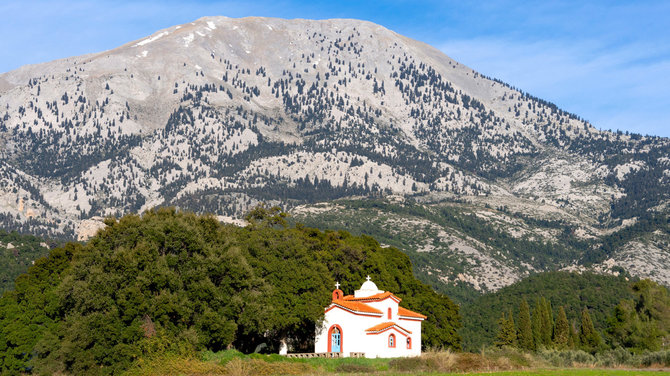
[
  {"xmin": 367, "ymin": 299, "xmax": 399, "ymax": 321},
  {"xmin": 315, "ymin": 301, "xmax": 423, "ymax": 358},
  {"xmin": 315, "ymin": 306, "xmax": 382, "ymax": 356},
  {"xmin": 398, "ymin": 318, "xmax": 422, "ymax": 357}
]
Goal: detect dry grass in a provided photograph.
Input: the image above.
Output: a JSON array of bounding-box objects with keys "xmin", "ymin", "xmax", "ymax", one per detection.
[
  {"xmin": 125, "ymin": 354, "xmax": 228, "ymax": 376},
  {"xmin": 123, "ymin": 348, "xmax": 670, "ymax": 375},
  {"xmin": 389, "ymin": 347, "xmax": 534, "ymax": 373},
  {"xmin": 126, "ymin": 354, "xmax": 317, "ymax": 376}
]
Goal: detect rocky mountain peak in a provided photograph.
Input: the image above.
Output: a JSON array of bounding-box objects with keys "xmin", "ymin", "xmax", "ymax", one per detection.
[{"xmin": 0, "ymin": 16, "xmax": 667, "ymax": 292}]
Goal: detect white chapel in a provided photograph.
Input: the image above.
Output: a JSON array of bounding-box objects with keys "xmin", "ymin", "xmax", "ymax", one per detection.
[{"xmin": 314, "ymin": 276, "xmax": 426, "ymax": 358}]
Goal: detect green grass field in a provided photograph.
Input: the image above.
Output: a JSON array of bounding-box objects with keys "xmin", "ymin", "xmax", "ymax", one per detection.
[
  {"xmin": 123, "ymin": 349, "xmax": 670, "ymax": 376},
  {"xmin": 439, "ymin": 371, "xmax": 670, "ymax": 376}
]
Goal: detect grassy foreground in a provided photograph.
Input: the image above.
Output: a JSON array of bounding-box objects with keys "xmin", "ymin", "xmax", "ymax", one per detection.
[{"xmin": 123, "ymin": 349, "xmax": 670, "ymax": 376}]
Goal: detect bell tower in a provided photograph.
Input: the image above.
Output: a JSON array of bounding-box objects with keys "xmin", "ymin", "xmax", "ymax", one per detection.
[{"xmin": 332, "ymin": 281, "xmax": 344, "ymax": 301}]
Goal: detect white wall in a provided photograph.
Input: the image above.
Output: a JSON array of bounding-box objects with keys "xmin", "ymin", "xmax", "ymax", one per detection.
[
  {"xmin": 398, "ymin": 318, "xmax": 422, "ymax": 357},
  {"xmin": 315, "ymin": 303, "xmax": 423, "ymax": 358}
]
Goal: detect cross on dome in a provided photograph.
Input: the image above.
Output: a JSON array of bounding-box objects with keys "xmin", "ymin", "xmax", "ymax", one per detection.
[
  {"xmin": 355, "ymin": 275, "xmax": 383, "ymax": 298},
  {"xmin": 335, "ymin": 282, "xmax": 341, "ymax": 289}
]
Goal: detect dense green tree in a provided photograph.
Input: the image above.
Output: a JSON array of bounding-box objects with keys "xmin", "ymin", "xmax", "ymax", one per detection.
[
  {"xmin": 532, "ymin": 298, "xmax": 544, "ymax": 348},
  {"xmin": 606, "ymin": 279, "xmax": 670, "ymax": 353},
  {"xmin": 579, "ymin": 308, "xmax": 603, "ymax": 354},
  {"xmin": 567, "ymin": 320, "xmax": 578, "ymax": 349},
  {"xmin": 553, "ymin": 306, "xmax": 570, "ymax": 349},
  {"xmin": 460, "ymin": 271, "xmax": 634, "ymax": 351},
  {"xmin": 541, "ymin": 298, "xmax": 554, "ymax": 346},
  {"xmin": 517, "ymin": 298, "xmax": 534, "ymax": 350},
  {"xmin": 494, "ymin": 310, "xmax": 517, "ymax": 348},
  {"xmin": 0, "ymin": 208, "xmax": 461, "ymax": 374}
]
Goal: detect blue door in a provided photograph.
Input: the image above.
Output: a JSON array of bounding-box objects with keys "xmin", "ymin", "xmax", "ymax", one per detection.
[{"xmin": 331, "ymin": 328, "xmax": 341, "ymax": 352}]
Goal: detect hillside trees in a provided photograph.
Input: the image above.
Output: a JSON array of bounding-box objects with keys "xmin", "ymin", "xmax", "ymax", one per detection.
[
  {"xmin": 579, "ymin": 308, "xmax": 603, "ymax": 353},
  {"xmin": 461, "ymin": 271, "xmax": 634, "ymax": 350},
  {"xmin": 606, "ymin": 280, "xmax": 670, "ymax": 352},
  {"xmin": 494, "ymin": 310, "xmax": 517, "ymax": 347},
  {"xmin": 0, "ymin": 208, "xmax": 461, "ymax": 375},
  {"xmin": 489, "ymin": 282, "xmax": 669, "ymax": 355},
  {"xmin": 517, "ymin": 298, "xmax": 534, "ymax": 350},
  {"xmin": 553, "ymin": 306, "xmax": 570, "ymax": 349},
  {"xmin": 0, "ymin": 229, "xmax": 53, "ymax": 292}
]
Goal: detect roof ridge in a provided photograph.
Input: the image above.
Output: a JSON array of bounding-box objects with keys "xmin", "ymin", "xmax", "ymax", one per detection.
[
  {"xmin": 330, "ymin": 299, "xmax": 383, "ymax": 315},
  {"xmin": 398, "ymin": 306, "xmax": 427, "ymax": 319},
  {"xmin": 365, "ymin": 321, "xmax": 412, "ymax": 334}
]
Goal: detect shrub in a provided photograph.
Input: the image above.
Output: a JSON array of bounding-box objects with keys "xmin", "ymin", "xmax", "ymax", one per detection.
[
  {"xmin": 595, "ymin": 348, "xmax": 633, "ymax": 367},
  {"xmin": 389, "ymin": 356, "xmax": 427, "ymax": 372},
  {"xmin": 481, "ymin": 346, "xmax": 535, "ymax": 368},
  {"xmin": 639, "ymin": 350, "xmax": 670, "ymax": 367},
  {"xmin": 537, "ymin": 348, "xmax": 595, "ymax": 367},
  {"xmin": 424, "ymin": 349, "xmax": 456, "ymax": 371}
]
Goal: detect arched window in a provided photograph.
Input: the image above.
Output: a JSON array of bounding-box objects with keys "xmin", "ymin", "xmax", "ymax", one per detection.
[
  {"xmin": 387, "ymin": 307, "xmax": 392, "ymax": 319},
  {"xmin": 407, "ymin": 337, "xmax": 412, "ymax": 349},
  {"xmin": 388, "ymin": 333, "xmax": 396, "ymax": 348}
]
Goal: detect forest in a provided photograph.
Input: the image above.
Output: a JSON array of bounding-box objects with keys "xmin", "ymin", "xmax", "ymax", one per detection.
[
  {"xmin": 0, "ymin": 207, "xmax": 460, "ymax": 375},
  {"xmin": 0, "ymin": 208, "xmax": 668, "ymax": 375},
  {"xmin": 464, "ymin": 273, "xmax": 670, "ymax": 355}
]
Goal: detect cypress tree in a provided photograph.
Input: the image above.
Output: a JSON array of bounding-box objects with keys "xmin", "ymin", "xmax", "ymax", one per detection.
[
  {"xmin": 508, "ymin": 309, "xmax": 517, "ymax": 347},
  {"xmin": 579, "ymin": 307, "xmax": 603, "ymax": 353},
  {"xmin": 568, "ymin": 319, "xmax": 579, "ymax": 349},
  {"xmin": 540, "ymin": 297, "xmax": 553, "ymax": 346},
  {"xmin": 553, "ymin": 306, "xmax": 570, "ymax": 349},
  {"xmin": 545, "ymin": 299, "xmax": 554, "ymax": 332},
  {"xmin": 532, "ymin": 298, "xmax": 543, "ymax": 348},
  {"xmin": 517, "ymin": 298, "xmax": 534, "ymax": 350},
  {"xmin": 495, "ymin": 311, "xmax": 517, "ymax": 348}
]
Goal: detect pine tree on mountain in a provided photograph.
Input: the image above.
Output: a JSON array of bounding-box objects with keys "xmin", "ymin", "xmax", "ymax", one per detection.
[
  {"xmin": 517, "ymin": 298, "xmax": 534, "ymax": 351},
  {"xmin": 579, "ymin": 307, "xmax": 603, "ymax": 354},
  {"xmin": 553, "ymin": 306, "xmax": 570, "ymax": 349},
  {"xmin": 495, "ymin": 311, "xmax": 517, "ymax": 348}
]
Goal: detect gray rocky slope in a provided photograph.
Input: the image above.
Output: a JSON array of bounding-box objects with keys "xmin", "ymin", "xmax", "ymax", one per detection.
[{"xmin": 0, "ymin": 17, "xmax": 667, "ymax": 292}]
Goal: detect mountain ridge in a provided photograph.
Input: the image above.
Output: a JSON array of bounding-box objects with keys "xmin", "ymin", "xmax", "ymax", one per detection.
[{"xmin": 0, "ymin": 16, "xmax": 667, "ymax": 292}]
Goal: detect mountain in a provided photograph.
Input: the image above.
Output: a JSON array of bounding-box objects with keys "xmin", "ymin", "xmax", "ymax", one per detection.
[{"xmin": 0, "ymin": 16, "xmax": 668, "ymax": 292}]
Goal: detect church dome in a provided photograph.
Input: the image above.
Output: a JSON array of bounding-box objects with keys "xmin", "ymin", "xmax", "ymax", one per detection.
[
  {"xmin": 354, "ymin": 276, "xmax": 384, "ymax": 298},
  {"xmin": 360, "ymin": 280, "xmax": 379, "ymax": 291}
]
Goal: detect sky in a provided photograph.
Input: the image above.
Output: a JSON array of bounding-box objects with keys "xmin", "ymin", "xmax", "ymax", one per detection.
[{"xmin": 1, "ymin": 0, "xmax": 668, "ymax": 137}]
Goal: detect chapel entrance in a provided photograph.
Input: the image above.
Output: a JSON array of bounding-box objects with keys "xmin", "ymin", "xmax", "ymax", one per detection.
[{"xmin": 331, "ymin": 327, "xmax": 341, "ymax": 352}]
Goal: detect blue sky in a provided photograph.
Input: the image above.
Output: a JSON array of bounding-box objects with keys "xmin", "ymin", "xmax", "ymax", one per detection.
[{"xmin": 1, "ymin": 0, "xmax": 668, "ymax": 137}]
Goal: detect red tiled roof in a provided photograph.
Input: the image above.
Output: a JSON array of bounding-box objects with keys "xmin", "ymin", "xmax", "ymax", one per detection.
[
  {"xmin": 342, "ymin": 292, "xmax": 400, "ymax": 302},
  {"xmin": 365, "ymin": 321, "xmax": 412, "ymax": 334},
  {"xmin": 398, "ymin": 306, "xmax": 427, "ymax": 319},
  {"xmin": 328, "ymin": 300, "xmax": 383, "ymax": 315}
]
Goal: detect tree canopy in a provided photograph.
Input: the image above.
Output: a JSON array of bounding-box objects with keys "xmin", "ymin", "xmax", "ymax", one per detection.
[{"xmin": 0, "ymin": 208, "xmax": 461, "ymax": 375}]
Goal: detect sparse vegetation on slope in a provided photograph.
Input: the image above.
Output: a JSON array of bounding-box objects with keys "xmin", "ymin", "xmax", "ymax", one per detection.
[
  {"xmin": 0, "ymin": 16, "xmax": 668, "ymax": 292},
  {"xmin": 0, "ymin": 229, "xmax": 53, "ymax": 293}
]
